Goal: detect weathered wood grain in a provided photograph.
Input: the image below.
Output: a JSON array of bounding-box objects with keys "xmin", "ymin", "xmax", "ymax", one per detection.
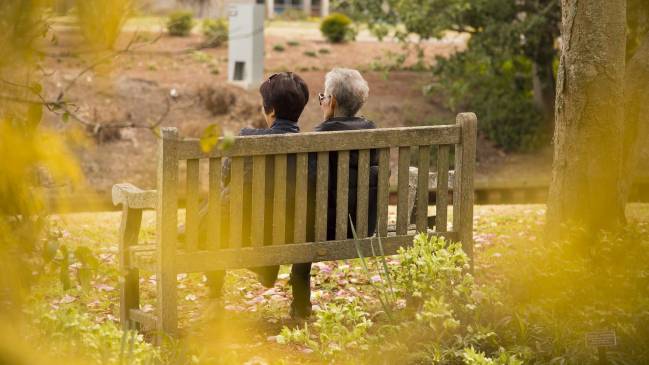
[
  {"xmin": 315, "ymin": 152, "xmax": 329, "ymax": 241},
  {"xmin": 251, "ymin": 155, "xmax": 266, "ymax": 247},
  {"xmin": 456, "ymin": 113, "xmax": 477, "ymax": 264},
  {"xmin": 273, "ymin": 154, "xmax": 287, "ymax": 245},
  {"xmin": 436, "ymin": 145, "xmax": 450, "ymax": 232},
  {"xmin": 229, "ymin": 157, "xmax": 244, "ymax": 249},
  {"xmin": 185, "ymin": 159, "xmax": 199, "ymax": 251},
  {"xmin": 177, "ymin": 125, "xmax": 461, "ymax": 159},
  {"xmin": 356, "ymin": 149, "xmax": 370, "ymax": 238},
  {"xmin": 396, "ymin": 146, "xmax": 410, "ymax": 235},
  {"xmin": 377, "ymin": 148, "xmax": 390, "ymax": 237},
  {"xmin": 112, "ymin": 183, "xmax": 156, "ymax": 209},
  {"xmin": 416, "ymin": 145, "xmax": 431, "ymax": 232},
  {"xmin": 173, "ymin": 233, "xmax": 457, "ymax": 272},
  {"xmin": 156, "ymin": 127, "xmax": 179, "ymax": 337},
  {"xmin": 207, "ymin": 158, "xmax": 221, "ymax": 250},
  {"xmin": 336, "ymin": 151, "xmax": 350, "ymax": 240},
  {"xmin": 118, "ymin": 206, "xmax": 142, "ymax": 331},
  {"xmin": 129, "ymin": 309, "xmax": 157, "ymax": 330},
  {"xmin": 293, "ymin": 153, "xmax": 308, "ymax": 243}
]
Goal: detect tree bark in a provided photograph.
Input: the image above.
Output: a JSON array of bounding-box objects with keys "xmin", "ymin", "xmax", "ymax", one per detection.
[
  {"xmin": 621, "ymin": 35, "xmax": 649, "ymax": 207},
  {"xmin": 547, "ymin": 0, "xmax": 627, "ymax": 233}
]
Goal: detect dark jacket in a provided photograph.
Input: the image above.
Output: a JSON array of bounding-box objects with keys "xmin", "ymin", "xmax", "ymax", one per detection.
[{"xmin": 307, "ymin": 116, "xmax": 379, "ymax": 241}]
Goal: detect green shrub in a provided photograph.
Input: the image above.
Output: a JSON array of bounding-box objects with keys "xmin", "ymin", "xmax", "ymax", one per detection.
[
  {"xmin": 320, "ymin": 13, "xmax": 353, "ymax": 43},
  {"xmin": 273, "ymin": 44, "xmax": 285, "ymax": 52},
  {"xmin": 166, "ymin": 11, "xmax": 194, "ymax": 37},
  {"xmin": 286, "ymin": 40, "xmax": 300, "ymax": 47},
  {"xmin": 429, "ymin": 50, "xmax": 548, "ymax": 151},
  {"xmin": 303, "ymin": 50, "xmax": 317, "ymax": 57},
  {"xmin": 318, "ymin": 48, "xmax": 330, "ymax": 54},
  {"xmin": 277, "ymin": 299, "xmax": 372, "ymax": 359},
  {"xmin": 369, "ymin": 23, "xmax": 390, "ymax": 41},
  {"xmin": 201, "ymin": 18, "xmax": 227, "ymax": 47}
]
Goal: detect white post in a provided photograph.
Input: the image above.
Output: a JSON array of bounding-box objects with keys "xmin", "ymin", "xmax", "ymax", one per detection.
[
  {"xmin": 303, "ymin": 0, "xmax": 311, "ymax": 16},
  {"xmin": 228, "ymin": 3, "xmax": 265, "ymax": 89},
  {"xmin": 320, "ymin": 0, "xmax": 329, "ymax": 17},
  {"xmin": 267, "ymin": 0, "xmax": 275, "ymax": 18}
]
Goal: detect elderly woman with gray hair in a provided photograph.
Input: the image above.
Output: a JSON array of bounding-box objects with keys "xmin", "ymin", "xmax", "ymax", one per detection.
[{"xmin": 291, "ymin": 68, "xmax": 380, "ymax": 319}]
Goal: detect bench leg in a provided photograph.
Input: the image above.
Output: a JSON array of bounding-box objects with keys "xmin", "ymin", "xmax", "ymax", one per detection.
[{"xmin": 119, "ymin": 207, "xmax": 143, "ymax": 332}]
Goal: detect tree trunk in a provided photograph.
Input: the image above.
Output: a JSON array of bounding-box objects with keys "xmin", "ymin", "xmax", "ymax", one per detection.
[
  {"xmin": 621, "ymin": 35, "xmax": 649, "ymax": 207},
  {"xmin": 547, "ymin": 0, "xmax": 627, "ymax": 233}
]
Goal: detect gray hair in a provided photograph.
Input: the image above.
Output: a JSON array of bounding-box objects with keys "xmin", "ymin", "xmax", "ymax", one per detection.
[{"xmin": 324, "ymin": 68, "xmax": 369, "ymax": 117}]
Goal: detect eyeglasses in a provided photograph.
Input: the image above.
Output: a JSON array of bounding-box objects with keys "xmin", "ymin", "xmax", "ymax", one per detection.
[{"xmin": 318, "ymin": 92, "xmax": 331, "ymax": 105}]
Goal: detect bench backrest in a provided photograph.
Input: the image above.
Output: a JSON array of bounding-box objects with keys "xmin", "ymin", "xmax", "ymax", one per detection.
[{"xmin": 156, "ymin": 113, "xmax": 476, "ymax": 275}]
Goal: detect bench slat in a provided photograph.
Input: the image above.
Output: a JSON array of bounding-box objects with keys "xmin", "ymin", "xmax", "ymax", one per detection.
[
  {"xmin": 177, "ymin": 125, "xmax": 461, "ymax": 159},
  {"xmin": 356, "ymin": 149, "xmax": 370, "ymax": 238},
  {"xmin": 335, "ymin": 151, "xmax": 350, "ymax": 240},
  {"xmin": 207, "ymin": 158, "xmax": 221, "ymax": 250},
  {"xmin": 294, "ymin": 153, "xmax": 308, "ymax": 243},
  {"xmin": 436, "ymin": 145, "xmax": 450, "ymax": 232},
  {"xmin": 129, "ymin": 225, "xmax": 457, "ymax": 272},
  {"xmin": 456, "ymin": 113, "xmax": 477, "ymax": 263},
  {"xmin": 129, "ymin": 309, "xmax": 157, "ymax": 329},
  {"xmin": 273, "ymin": 154, "xmax": 287, "ymax": 245},
  {"xmin": 185, "ymin": 159, "xmax": 199, "ymax": 251},
  {"xmin": 229, "ymin": 157, "xmax": 244, "ymax": 249},
  {"xmin": 174, "ymin": 232, "xmax": 458, "ymax": 272},
  {"xmin": 251, "ymin": 155, "xmax": 266, "ymax": 247},
  {"xmin": 396, "ymin": 146, "xmax": 410, "ymax": 235},
  {"xmin": 377, "ymin": 148, "xmax": 390, "ymax": 237},
  {"xmin": 315, "ymin": 152, "xmax": 329, "ymax": 241},
  {"xmin": 157, "ymin": 128, "xmax": 179, "ymax": 336},
  {"xmin": 416, "ymin": 146, "xmax": 431, "ymax": 232}
]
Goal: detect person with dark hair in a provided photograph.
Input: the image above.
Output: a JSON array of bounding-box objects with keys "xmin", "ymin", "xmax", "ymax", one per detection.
[
  {"xmin": 294, "ymin": 68, "xmax": 379, "ymax": 319},
  {"xmin": 181, "ymin": 72, "xmax": 310, "ymax": 307}
]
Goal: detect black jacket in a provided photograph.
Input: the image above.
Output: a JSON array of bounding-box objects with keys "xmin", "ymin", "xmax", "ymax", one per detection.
[{"xmin": 307, "ymin": 116, "xmax": 379, "ymax": 241}]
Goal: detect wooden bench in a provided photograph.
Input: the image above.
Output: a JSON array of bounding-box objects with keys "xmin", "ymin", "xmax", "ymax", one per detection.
[{"xmin": 112, "ymin": 113, "xmax": 477, "ymax": 340}]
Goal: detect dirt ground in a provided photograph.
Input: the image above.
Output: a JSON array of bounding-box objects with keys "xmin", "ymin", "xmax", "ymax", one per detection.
[{"xmin": 42, "ymin": 26, "xmax": 554, "ymax": 198}]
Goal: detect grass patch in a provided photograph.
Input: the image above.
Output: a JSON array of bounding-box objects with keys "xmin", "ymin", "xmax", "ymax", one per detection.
[{"xmin": 21, "ymin": 204, "xmax": 649, "ymax": 363}]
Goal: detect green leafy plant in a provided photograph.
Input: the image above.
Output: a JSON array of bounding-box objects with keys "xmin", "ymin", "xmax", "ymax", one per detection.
[
  {"xmin": 336, "ymin": 0, "xmax": 562, "ymax": 151},
  {"xmin": 303, "ymin": 50, "xmax": 317, "ymax": 57},
  {"xmin": 278, "ymin": 299, "xmax": 373, "ymax": 359},
  {"xmin": 273, "ymin": 44, "xmax": 285, "ymax": 52},
  {"xmin": 167, "ymin": 11, "xmax": 194, "ymax": 37},
  {"xmin": 429, "ymin": 52, "xmax": 546, "ymax": 151},
  {"xmin": 350, "ymin": 217, "xmax": 396, "ymax": 320},
  {"xmin": 320, "ymin": 13, "xmax": 354, "ymax": 43},
  {"xmin": 286, "ymin": 40, "xmax": 300, "ymax": 47},
  {"xmin": 201, "ymin": 18, "xmax": 228, "ymax": 48},
  {"xmin": 26, "ymin": 303, "xmax": 158, "ymax": 365}
]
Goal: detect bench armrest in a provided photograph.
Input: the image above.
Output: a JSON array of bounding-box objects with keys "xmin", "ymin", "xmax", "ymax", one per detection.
[{"xmin": 112, "ymin": 183, "xmax": 157, "ymax": 210}]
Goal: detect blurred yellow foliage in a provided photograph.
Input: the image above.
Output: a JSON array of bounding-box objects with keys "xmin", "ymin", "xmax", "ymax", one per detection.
[{"xmin": 0, "ymin": 1, "xmax": 139, "ymax": 364}]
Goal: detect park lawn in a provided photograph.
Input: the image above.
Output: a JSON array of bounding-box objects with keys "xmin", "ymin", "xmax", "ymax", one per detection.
[{"xmin": 28, "ymin": 204, "xmax": 649, "ymax": 364}]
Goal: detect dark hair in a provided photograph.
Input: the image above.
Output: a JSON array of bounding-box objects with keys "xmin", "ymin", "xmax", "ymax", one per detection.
[{"xmin": 259, "ymin": 72, "xmax": 309, "ymax": 122}]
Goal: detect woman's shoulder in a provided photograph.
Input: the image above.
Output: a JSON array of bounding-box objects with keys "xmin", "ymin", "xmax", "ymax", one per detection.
[{"xmin": 314, "ymin": 117, "xmax": 376, "ymax": 132}]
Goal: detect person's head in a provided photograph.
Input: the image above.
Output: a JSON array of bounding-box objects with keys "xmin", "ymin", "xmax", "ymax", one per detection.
[
  {"xmin": 319, "ymin": 68, "xmax": 369, "ymax": 120},
  {"xmin": 259, "ymin": 72, "xmax": 309, "ymax": 125}
]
